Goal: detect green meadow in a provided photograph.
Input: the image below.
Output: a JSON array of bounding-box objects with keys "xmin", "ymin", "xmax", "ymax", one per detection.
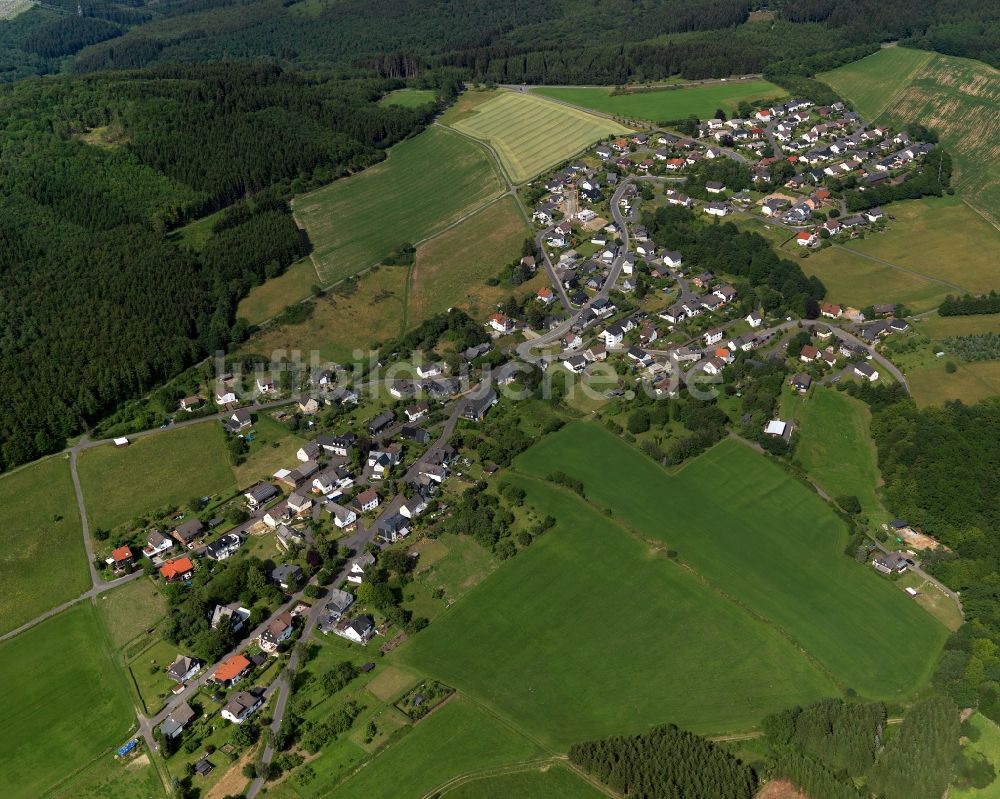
[
  {"xmin": 0, "ymin": 604, "xmax": 135, "ymax": 799},
  {"xmin": 533, "ymin": 80, "xmax": 785, "ymax": 121},
  {"xmin": 404, "ymin": 474, "xmax": 836, "ymax": 748},
  {"xmin": 0, "ymin": 455, "xmax": 90, "ymax": 634},
  {"xmin": 378, "ymin": 88, "xmax": 436, "ymax": 108},
  {"xmin": 78, "ymin": 423, "xmax": 237, "ymax": 532},
  {"xmin": 293, "ymin": 125, "xmax": 504, "ymax": 283},
  {"xmin": 513, "ymin": 423, "xmax": 948, "ymax": 698},
  {"xmin": 446, "ymin": 764, "xmax": 606, "ymax": 798}
]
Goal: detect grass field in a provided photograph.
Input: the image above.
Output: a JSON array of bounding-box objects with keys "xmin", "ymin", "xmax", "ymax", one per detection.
[
  {"xmin": 839, "ymin": 196, "xmax": 1000, "ymax": 294},
  {"xmin": 237, "ymin": 258, "xmax": 317, "ymax": 325},
  {"xmin": 0, "ymin": 604, "xmax": 135, "ymax": 799},
  {"xmin": 292, "ymin": 126, "xmax": 504, "ymax": 283},
  {"xmin": 445, "ymin": 764, "xmax": 606, "ymax": 798},
  {"xmin": 801, "ymin": 245, "xmax": 950, "ymax": 313},
  {"xmin": 920, "ymin": 313, "xmax": 1000, "ymax": 339},
  {"xmin": 512, "ymin": 423, "xmax": 948, "ymax": 698},
  {"xmin": 407, "ymin": 196, "xmax": 542, "ymax": 324},
  {"xmin": 97, "ymin": 577, "xmax": 167, "ymax": 650},
  {"xmin": 232, "ymin": 413, "xmax": 308, "ymax": 486},
  {"xmin": 243, "ymin": 263, "xmax": 409, "ymax": 363},
  {"xmin": 78, "ymin": 424, "xmax": 237, "ymax": 532},
  {"xmin": 822, "ymin": 47, "xmax": 1000, "ymax": 226},
  {"xmin": 379, "ymin": 89, "xmax": 436, "ymax": 108},
  {"xmin": 784, "ymin": 388, "xmax": 886, "ymax": 522},
  {"xmin": 48, "ymin": 754, "xmax": 165, "ymax": 799},
  {"xmin": 405, "ymin": 474, "xmax": 836, "ymax": 747},
  {"xmin": 954, "ymin": 713, "xmax": 1000, "ymax": 799},
  {"xmin": 0, "ymin": 456, "xmax": 90, "ymax": 635},
  {"xmin": 532, "ymin": 80, "xmax": 785, "ymax": 122},
  {"xmin": 280, "ymin": 697, "xmax": 544, "ymax": 799},
  {"xmin": 907, "ymin": 360, "xmax": 1000, "ymax": 408},
  {"xmin": 448, "ymin": 91, "xmax": 630, "ymax": 183},
  {"xmin": 129, "ymin": 638, "xmax": 194, "ymax": 715}
]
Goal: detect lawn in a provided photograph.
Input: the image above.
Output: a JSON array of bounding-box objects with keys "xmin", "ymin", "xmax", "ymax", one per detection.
[
  {"xmin": 78, "ymin": 424, "xmax": 237, "ymax": 532},
  {"xmin": 242, "ymin": 263, "xmax": 409, "ymax": 363},
  {"xmin": 513, "ymin": 423, "xmax": 948, "ymax": 700},
  {"xmin": 407, "ymin": 196, "xmax": 543, "ymax": 325},
  {"xmin": 232, "ymin": 412, "xmax": 308, "ymax": 487},
  {"xmin": 954, "ymin": 713, "xmax": 1000, "ymax": 799},
  {"xmin": 168, "ymin": 208, "xmax": 226, "ymax": 251},
  {"xmin": 0, "ymin": 455, "xmax": 90, "ymax": 635},
  {"xmin": 318, "ymin": 697, "xmax": 546, "ymax": 799},
  {"xmin": 783, "ymin": 387, "xmax": 887, "ymax": 522},
  {"xmin": 839, "ymin": 196, "xmax": 1000, "ymax": 294},
  {"xmin": 448, "ymin": 90, "xmax": 631, "ymax": 183},
  {"xmin": 129, "ymin": 638, "xmax": 195, "ymax": 715},
  {"xmin": 533, "ymin": 80, "xmax": 785, "ymax": 122},
  {"xmin": 292, "ymin": 125, "xmax": 504, "ymax": 283},
  {"xmin": 47, "ymin": 754, "xmax": 165, "ymax": 799},
  {"xmin": 920, "ymin": 313, "xmax": 1000, "ymax": 339},
  {"xmin": 800, "ymin": 245, "xmax": 950, "ymax": 313},
  {"xmin": 378, "ymin": 89, "xmax": 436, "ymax": 108},
  {"xmin": 97, "ymin": 577, "xmax": 167, "ymax": 650},
  {"xmin": 0, "ymin": 603, "xmax": 135, "ymax": 799},
  {"xmin": 445, "ymin": 764, "xmax": 606, "ymax": 798},
  {"xmin": 237, "ymin": 258, "xmax": 318, "ymax": 325},
  {"xmin": 822, "ymin": 47, "xmax": 1000, "ymax": 227},
  {"xmin": 404, "ymin": 475, "xmax": 836, "ymax": 749}
]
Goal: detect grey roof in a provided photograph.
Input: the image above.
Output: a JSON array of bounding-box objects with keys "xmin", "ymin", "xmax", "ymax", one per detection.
[
  {"xmin": 245, "ymin": 483, "xmax": 279, "ymax": 503},
  {"xmin": 173, "ymin": 518, "xmax": 203, "ymax": 541},
  {"xmin": 326, "ymin": 588, "xmax": 356, "ymax": 615},
  {"xmin": 271, "ymin": 563, "xmax": 303, "ymax": 584}
]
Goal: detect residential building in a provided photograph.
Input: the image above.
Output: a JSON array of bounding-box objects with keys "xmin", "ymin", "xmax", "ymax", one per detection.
[
  {"xmin": 211, "ymin": 654, "xmax": 252, "ymax": 686},
  {"xmin": 259, "ymin": 611, "xmax": 294, "ymax": 653},
  {"xmin": 336, "ymin": 615, "xmax": 376, "ymax": 645},
  {"xmin": 205, "ymin": 533, "xmax": 242, "ymax": 561},
  {"xmin": 221, "ymin": 690, "xmax": 263, "ymax": 724},
  {"xmin": 271, "ymin": 563, "xmax": 303, "ymax": 591},
  {"xmin": 166, "ymin": 654, "xmax": 201, "ymax": 684},
  {"xmin": 160, "ymin": 556, "xmax": 194, "ymax": 582}
]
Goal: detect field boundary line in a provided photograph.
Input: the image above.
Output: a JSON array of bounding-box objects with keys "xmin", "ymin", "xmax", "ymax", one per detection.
[
  {"xmin": 832, "ymin": 243, "xmax": 970, "ymax": 294},
  {"xmin": 959, "ymin": 197, "xmax": 1000, "ymax": 233},
  {"xmin": 422, "ymin": 756, "xmax": 568, "ymax": 799}
]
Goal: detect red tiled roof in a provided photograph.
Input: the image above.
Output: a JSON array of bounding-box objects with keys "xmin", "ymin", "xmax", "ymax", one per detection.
[
  {"xmin": 160, "ymin": 556, "xmax": 194, "ymax": 580},
  {"xmin": 112, "ymin": 545, "xmax": 132, "ymax": 562},
  {"xmin": 213, "ymin": 654, "xmax": 251, "ymax": 682}
]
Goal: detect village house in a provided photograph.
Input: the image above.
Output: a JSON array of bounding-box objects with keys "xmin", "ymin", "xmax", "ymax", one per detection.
[
  {"xmin": 166, "ymin": 654, "xmax": 201, "ymax": 684},
  {"xmin": 854, "ymin": 362, "xmax": 880, "ymax": 382},
  {"xmin": 205, "ymin": 532, "xmax": 242, "ymax": 561},
  {"xmin": 259, "ymin": 611, "xmax": 294, "ymax": 653},
  {"xmin": 223, "ymin": 408, "xmax": 253, "ymax": 434},
  {"xmin": 872, "ymin": 551, "xmax": 908, "ymax": 574},
  {"xmin": 221, "ymin": 690, "xmax": 264, "ymax": 724},
  {"xmin": 210, "ymin": 654, "xmax": 252, "ymax": 687},
  {"xmin": 160, "ymin": 556, "xmax": 194, "ymax": 582},
  {"xmin": 355, "ymin": 488, "xmax": 380, "ymax": 513},
  {"xmin": 271, "ymin": 563, "xmax": 303, "ymax": 591},
  {"xmin": 111, "ymin": 545, "xmax": 133, "ymax": 572},
  {"xmin": 461, "ymin": 389, "xmax": 498, "ymax": 421},
  {"xmin": 159, "ymin": 702, "xmax": 196, "ymax": 739},
  {"xmin": 347, "ymin": 552, "xmax": 376, "ymax": 585},
  {"xmin": 210, "ymin": 603, "xmax": 251, "ymax": 633},
  {"xmin": 143, "ymin": 530, "xmax": 174, "ymax": 559},
  {"xmin": 336, "ymin": 615, "xmax": 377, "ymax": 645}
]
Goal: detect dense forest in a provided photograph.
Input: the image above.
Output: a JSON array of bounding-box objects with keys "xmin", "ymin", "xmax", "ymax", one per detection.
[
  {"xmin": 0, "ymin": 64, "xmax": 443, "ymax": 469},
  {"xmin": 0, "ymin": 0, "xmax": 996, "ymax": 85},
  {"xmin": 570, "ymin": 723, "xmax": 757, "ymax": 799},
  {"xmin": 939, "ymin": 292, "xmax": 1000, "ymax": 316},
  {"xmin": 643, "ymin": 204, "xmax": 826, "ymax": 317}
]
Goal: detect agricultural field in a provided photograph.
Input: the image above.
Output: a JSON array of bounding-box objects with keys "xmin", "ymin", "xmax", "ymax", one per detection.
[
  {"xmin": 907, "ymin": 360, "xmax": 1000, "ymax": 408},
  {"xmin": 448, "ymin": 91, "xmax": 630, "ymax": 183},
  {"xmin": 407, "ymin": 196, "xmax": 543, "ymax": 325},
  {"xmin": 0, "ymin": 455, "xmax": 90, "ymax": 635},
  {"xmin": 822, "ymin": 47, "xmax": 1000, "ymax": 226},
  {"xmin": 48, "ymin": 754, "xmax": 165, "ymax": 799},
  {"xmin": 292, "ymin": 126, "xmax": 504, "ymax": 283},
  {"xmin": 800, "ymin": 245, "xmax": 950, "ymax": 313},
  {"xmin": 532, "ymin": 79, "xmax": 785, "ymax": 122},
  {"xmin": 242, "ymin": 263, "xmax": 409, "ymax": 363},
  {"xmin": 378, "ymin": 88, "xmax": 436, "ymax": 108},
  {"xmin": 78, "ymin": 424, "xmax": 237, "ymax": 532},
  {"xmin": 237, "ymin": 258, "xmax": 317, "ymax": 325},
  {"xmin": 782, "ymin": 387, "xmax": 886, "ymax": 522},
  {"xmin": 513, "ymin": 423, "xmax": 948, "ymax": 698},
  {"xmin": 231, "ymin": 412, "xmax": 309, "ymax": 486},
  {"xmin": 839, "ymin": 196, "xmax": 1000, "ymax": 294},
  {"xmin": 0, "ymin": 604, "xmax": 135, "ymax": 799},
  {"xmin": 920, "ymin": 313, "xmax": 1000, "ymax": 339},
  {"xmin": 97, "ymin": 577, "xmax": 167, "ymax": 650},
  {"xmin": 954, "ymin": 713, "xmax": 1000, "ymax": 799},
  {"xmin": 319, "ymin": 697, "xmax": 546, "ymax": 799},
  {"xmin": 820, "ymin": 47, "xmax": 936, "ymax": 121},
  {"xmin": 405, "ymin": 474, "xmax": 836, "ymax": 748},
  {"xmin": 446, "ymin": 764, "xmax": 606, "ymax": 798}
]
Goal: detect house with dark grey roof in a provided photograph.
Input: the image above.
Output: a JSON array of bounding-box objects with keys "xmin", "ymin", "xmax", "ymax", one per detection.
[
  {"xmin": 271, "ymin": 563, "xmax": 303, "ymax": 591},
  {"xmin": 335, "ymin": 615, "xmax": 376, "ymax": 645},
  {"xmin": 377, "ymin": 513, "xmax": 411, "ymax": 544},
  {"xmin": 205, "ymin": 532, "xmax": 242, "ymax": 561},
  {"xmin": 166, "ymin": 654, "xmax": 201, "ymax": 684},
  {"xmin": 172, "ymin": 518, "xmax": 204, "ymax": 546},
  {"xmin": 159, "ymin": 701, "xmax": 195, "ymax": 739},
  {"xmin": 461, "ymin": 389, "xmax": 497, "ymax": 421},
  {"xmin": 367, "ymin": 410, "xmax": 396, "ymax": 435},
  {"xmin": 244, "ymin": 482, "xmax": 279, "ymax": 510}
]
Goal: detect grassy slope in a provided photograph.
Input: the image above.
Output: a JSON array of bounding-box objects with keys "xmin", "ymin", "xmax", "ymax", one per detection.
[
  {"xmin": 242, "ymin": 262, "xmax": 409, "ymax": 363},
  {"xmin": 0, "ymin": 455, "xmax": 90, "ymax": 635},
  {"xmin": 515, "ymin": 423, "xmax": 947, "ymax": 699},
  {"xmin": 533, "ymin": 80, "xmax": 785, "ymax": 121},
  {"xmin": 78, "ymin": 423, "xmax": 237, "ymax": 531},
  {"xmin": 325, "ymin": 697, "xmax": 545, "ymax": 799},
  {"xmin": 449, "ymin": 91, "xmax": 630, "ymax": 183},
  {"xmin": 0, "ymin": 603, "xmax": 135, "ymax": 799},
  {"xmin": 407, "ymin": 195, "xmax": 543, "ymax": 325},
  {"xmin": 292, "ymin": 126, "xmax": 504, "ymax": 283},
  {"xmin": 405, "ymin": 476, "xmax": 835, "ymax": 748},
  {"xmin": 822, "ymin": 47, "xmax": 1000, "ymax": 226},
  {"xmin": 236, "ymin": 258, "xmax": 317, "ymax": 326},
  {"xmin": 47, "ymin": 755, "xmax": 165, "ymax": 799},
  {"xmin": 839, "ymin": 196, "xmax": 1000, "ymax": 294},
  {"xmin": 97, "ymin": 577, "xmax": 167, "ymax": 649},
  {"xmin": 446, "ymin": 764, "xmax": 606, "ymax": 798},
  {"xmin": 785, "ymin": 387, "xmax": 886, "ymax": 522},
  {"xmin": 378, "ymin": 89, "xmax": 436, "ymax": 108},
  {"xmin": 800, "ymin": 245, "xmax": 950, "ymax": 314}
]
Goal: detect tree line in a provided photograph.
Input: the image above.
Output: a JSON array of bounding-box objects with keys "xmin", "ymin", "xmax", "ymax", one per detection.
[{"xmin": 939, "ymin": 292, "xmax": 1000, "ymax": 316}]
